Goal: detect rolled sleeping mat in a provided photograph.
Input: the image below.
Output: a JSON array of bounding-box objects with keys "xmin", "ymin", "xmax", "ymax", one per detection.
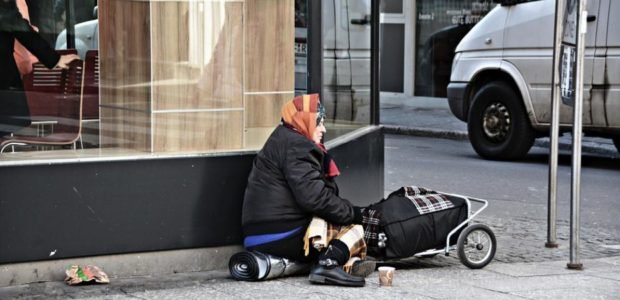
[{"xmin": 229, "ymin": 251, "xmax": 309, "ymax": 281}]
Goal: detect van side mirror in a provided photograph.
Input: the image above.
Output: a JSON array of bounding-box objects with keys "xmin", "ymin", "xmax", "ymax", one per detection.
[{"xmin": 93, "ymin": 6, "xmax": 98, "ymax": 19}]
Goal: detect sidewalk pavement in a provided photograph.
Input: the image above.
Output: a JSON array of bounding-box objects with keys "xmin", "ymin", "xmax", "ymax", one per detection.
[
  {"xmin": 2, "ymin": 255, "xmax": 618, "ymax": 299},
  {"xmin": 1, "ymin": 94, "xmax": 618, "ymax": 299}
]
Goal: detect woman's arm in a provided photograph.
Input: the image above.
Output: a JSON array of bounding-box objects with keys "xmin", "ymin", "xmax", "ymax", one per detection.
[
  {"xmin": 0, "ymin": 4, "xmax": 61, "ymax": 69},
  {"xmin": 283, "ymin": 145, "xmax": 361, "ymax": 225}
]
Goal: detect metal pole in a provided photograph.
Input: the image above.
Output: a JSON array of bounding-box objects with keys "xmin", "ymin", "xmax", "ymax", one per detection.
[
  {"xmin": 567, "ymin": 0, "xmax": 588, "ymax": 270},
  {"xmin": 65, "ymin": 0, "xmax": 76, "ymax": 49},
  {"xmin": 370, "ymin": 0, "xmax": 381, "ymax": 125},
  {"xmin": 546, "ymin": 0, "xmax": 565, "ymax": 249},
  {"xmin": 307, "ymin": 0, "xmax": 323, "ymax": 97}
]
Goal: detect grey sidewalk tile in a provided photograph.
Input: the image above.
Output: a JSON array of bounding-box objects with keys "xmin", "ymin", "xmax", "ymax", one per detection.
[
  {"xmin": 374, "ymin": 267, "xmax": 521, "ymax": 299},
  {"xmin": 512, "ymin": 287, "xmax": 620, "ymax": 300},
  {"xmin": 592, "ymin": 255, "xmax": 620, "ymax": 265},
  {"xmin": 484, "ymin": 260, "xmax": 589, "ymax": 277},
  {"xmin": 309, "ymin": 286, "xmax": 433, "ymax": 300},
  {"xmin": 392, "ymin": 267, "xmax": 500, "ymax": 284},
  {"xmin": 76, "ymin": 296, "xmax": 134, "ymax": 300},
  {"xmin": 207, "ymin": 278, "xmax": 320, "ymax": 299},
  {"xmin": 130, "ymin": 285, "xmax": 230, "ymax": 300},
  {"xmin": 392, "ymin": 281, "xmax": 523, "ymax": 300},
  {"xmin": 580, "ymin": 260, "xmax": 620, "ymax": 273},
  {"xmin": 463, "ymin": 273, "xmax": 618, "ymax": 294},
  {"xmin": 589, "ymin": 271, "xmax": 620, "ymax": 282},
  {"xmin": 282, "ymin": 272, "xmax": 435, "ymax": 299}
]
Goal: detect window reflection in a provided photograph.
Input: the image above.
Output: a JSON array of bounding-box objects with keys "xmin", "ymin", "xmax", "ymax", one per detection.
[
  {"xmin": 1, "ymin": 0, "xmax": 373, "ymax": 163},
  {"xmin": 323, "ymin": 0, "xmax": 371, "ymax": 140},
  {"xmin": 414, "ymin": 0, "xmax": 491, "ymax": 97},
  {"xmin": 1, "ymin": 0, "xmax": 299, "ymax": 163}
]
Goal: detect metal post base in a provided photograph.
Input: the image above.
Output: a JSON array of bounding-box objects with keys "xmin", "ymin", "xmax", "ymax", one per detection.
[
  {"xmin": 567, "ymin": 262, "xmax": 583, "ymax": 270},
  {"xmin": 545, "ymin": 242, "xmax": 559, "ymax": 248}
]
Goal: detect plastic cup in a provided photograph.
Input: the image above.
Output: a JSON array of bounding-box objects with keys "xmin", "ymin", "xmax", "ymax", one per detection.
[{"xmin": 378, "ymin": 266, "xmax": 395, "ymax": 287}]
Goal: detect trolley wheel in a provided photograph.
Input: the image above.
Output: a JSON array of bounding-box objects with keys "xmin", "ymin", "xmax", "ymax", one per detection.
[{"xmin": 457, "ymin": 224, "xmax": 496, "ymax": 269}]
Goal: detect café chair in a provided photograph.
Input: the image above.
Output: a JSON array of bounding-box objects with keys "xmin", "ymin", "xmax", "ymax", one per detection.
[{"xmin": 0, "ymin": 59, "xmax": 85, "ymax": 153}]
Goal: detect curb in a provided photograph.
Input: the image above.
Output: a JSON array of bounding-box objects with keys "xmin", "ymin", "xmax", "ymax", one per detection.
[
  {"xmin": 0, "ymin": 246, "xmax": 243, "ymax": 288},
  {"xmin": 382, "ymin": 125, "xmax": 618, "ymax": 158},
  {"xmin": 382, "ymin": 125, "xmax": 467, "ymax": 141}
]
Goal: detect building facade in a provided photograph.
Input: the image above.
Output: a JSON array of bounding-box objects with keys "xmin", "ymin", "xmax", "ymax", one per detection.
[
  {"xmin": 0, "ymin": 0, "xmax": 492, "ymax": 286},
  {"xmin": 0, "ymin": 0, "xmax": 383, "ymax": 286}
]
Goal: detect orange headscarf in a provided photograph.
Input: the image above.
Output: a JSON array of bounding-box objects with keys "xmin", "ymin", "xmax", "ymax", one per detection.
[
  {"xmin": 281, "ymin": 94, "xmax": 340, "ymax": 178},
  {"xmin": 281, "ymin": 93, "xmax": 321, "ymax": 141}
]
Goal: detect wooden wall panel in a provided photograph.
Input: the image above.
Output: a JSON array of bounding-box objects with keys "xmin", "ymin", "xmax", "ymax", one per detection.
[
  {"xmin": 151, "ymin": 1, "xmax": 243, "ymax": 111},
  {"xmin": 151, "ymin": 1, "xmax": 189, "ymax": 111},
  {"xmin": 100, "ymin": 107, "xmax": 151, "ymax": 152},
  {"xmin": 244, "ymin": 0, "xmax": 294, "ymax": 92},
  {"xmin": 99, "ymin": 0, "xmax": 294, "ymax": 153},
  {"xmin": 99, "ymin": 0, "xmax": 151, "ymax": 111},
  {"xmin": 244, "ymin": 92, "xmax": 294, "ymax": 150},
  {"xmin": 153, "ymin": 111, "xmax": 243, "ymax": 152},
  {"xmin": 191, "ymin": 1, "xmax": 244, "ymax": 110},
  {"xmin": 245, "ymin": 127, "xmax": 275, "ymax": 150},
  {"xmin": 245, "ymin": 93, "xmax": 293, "ymax": 128}
]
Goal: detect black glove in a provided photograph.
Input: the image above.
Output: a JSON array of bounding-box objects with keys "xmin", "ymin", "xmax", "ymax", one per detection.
[{"xmin": 352, "ymin": 206, "xmax": 365, "ymax": 224}]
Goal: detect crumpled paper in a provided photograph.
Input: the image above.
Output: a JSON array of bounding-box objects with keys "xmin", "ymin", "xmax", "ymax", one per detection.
[{"xmin": 64, "ymin": 265, "xmax": 110, "ymax": 285}]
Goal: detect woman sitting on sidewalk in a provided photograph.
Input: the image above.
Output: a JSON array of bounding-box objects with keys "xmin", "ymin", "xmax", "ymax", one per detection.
[{"xmin": 241, "ymin": 94, "xmax": 374, "ymax": 287}]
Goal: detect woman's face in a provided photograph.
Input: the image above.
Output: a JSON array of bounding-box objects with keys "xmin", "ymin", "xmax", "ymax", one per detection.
[{"xmin": 312, "ymin": 119, "xmax": 326, "ymax": 144}]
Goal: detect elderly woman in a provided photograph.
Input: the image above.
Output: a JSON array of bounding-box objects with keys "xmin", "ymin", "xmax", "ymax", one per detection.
[{"xmin": 242, "ymin": 94, "xmax": 374, "ymax": 287}]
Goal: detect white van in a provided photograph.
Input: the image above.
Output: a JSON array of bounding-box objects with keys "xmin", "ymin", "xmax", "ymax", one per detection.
[{"xmin": 447, "ymin": 0, "xmax": 619, "ymax": 160}]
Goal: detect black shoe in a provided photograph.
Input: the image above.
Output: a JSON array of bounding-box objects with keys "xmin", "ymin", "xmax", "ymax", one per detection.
[
  {"xmin": 351, "ymin": 259, "xmax": 376, "ymax": 278},
  {"xmin": 309, "ymin": 259, "xmax": 365, "ymax": 287}
]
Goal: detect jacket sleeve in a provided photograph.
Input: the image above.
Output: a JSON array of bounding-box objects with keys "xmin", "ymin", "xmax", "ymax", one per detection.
[
  {"xmin": 0, "ymin": 5, "xmax": 60, "ymax": 69},
  {"xmin": 283, "ymin": 141, "xmax": 356, "ymax": 225}
]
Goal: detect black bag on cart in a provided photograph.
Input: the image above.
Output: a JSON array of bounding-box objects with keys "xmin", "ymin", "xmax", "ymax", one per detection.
[{"xmin": 369, "ymin": 187, "xmax": 468, "ymax": 259}]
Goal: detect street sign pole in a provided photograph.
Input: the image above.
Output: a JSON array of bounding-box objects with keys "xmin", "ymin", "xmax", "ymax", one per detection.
[
  {"xmin": 553, "ymin": 0, "xmax": 587, "ymax": 269},
  {"xmin": 546, "ymin": 0, "xmax": 565, "ymax": 249},
  {"xmin": 567, "ymin": 0, "xmax": 588, "ymax": 270}
]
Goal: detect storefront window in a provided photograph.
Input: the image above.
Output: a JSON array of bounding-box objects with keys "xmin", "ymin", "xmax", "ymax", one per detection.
[
  {"xmin": 382, "ymin": 0, "xmax": 403, "ymax": 14},
  {"xmin": 294, "ymin": 0, "xmax": 308, "ymax": 95},
  {"xmin": 1, "ymin": 0, "xmax": 98, "ymax": 160},
  {"xmin": 414, "ymin": 0, "xmax": 492, "ymax": 97},
  {"xmin": 1, "ymin": 0, "xmax": 377, "ymax": 164},
  {"xmin": 54, "ymin": 0, "xmax": 98, "ymax": 58},
  {"xmin": 1, "ymin": 0, "xmax": 300, "ymax": 163}
]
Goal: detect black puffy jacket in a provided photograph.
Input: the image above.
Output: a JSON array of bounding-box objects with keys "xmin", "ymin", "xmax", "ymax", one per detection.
[{"xmin": 242, "ymin": 125, "xmax": 357, "ymax": 236}]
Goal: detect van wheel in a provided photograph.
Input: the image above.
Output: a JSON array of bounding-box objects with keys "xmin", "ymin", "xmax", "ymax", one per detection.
[{"xmin": 468, "ymin": 81, "xmax": 535, "ymax": 160}]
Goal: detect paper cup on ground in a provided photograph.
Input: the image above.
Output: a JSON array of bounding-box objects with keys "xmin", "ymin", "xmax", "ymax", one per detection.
[{"xmin": 378, "ymin": 266, "xmax": 395, "ymax": 287}]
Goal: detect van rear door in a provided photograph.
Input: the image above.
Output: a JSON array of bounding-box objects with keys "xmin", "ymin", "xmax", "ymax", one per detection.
[
  {"xmin": 604, "ymin": 0, "xmax": 620, "ymax": 127},
  {"xmin": 591, "ymin": 0, "xmax": 610, "ymax": 127}
]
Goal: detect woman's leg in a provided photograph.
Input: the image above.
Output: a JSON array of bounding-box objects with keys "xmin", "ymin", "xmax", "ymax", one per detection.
[
  {"xmin": 248, "ymin": 229, "xmax": 317, "ymax": 263},
  {"xmin": 307, "ymin": 223, "xmax": 370, "ymax": 287},
  {"xmin": 331, "ymin": 224, "xmax": 366, "ymax": 259}
]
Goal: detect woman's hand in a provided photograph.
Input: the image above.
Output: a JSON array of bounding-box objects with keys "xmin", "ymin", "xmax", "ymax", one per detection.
[
  {"xmin": 353, "ymin": 206, "xmax": 365, "ymax": 224},
  {"xmin": 55, "ymin": 53, "xmax": 80, "ymax": 69}
]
